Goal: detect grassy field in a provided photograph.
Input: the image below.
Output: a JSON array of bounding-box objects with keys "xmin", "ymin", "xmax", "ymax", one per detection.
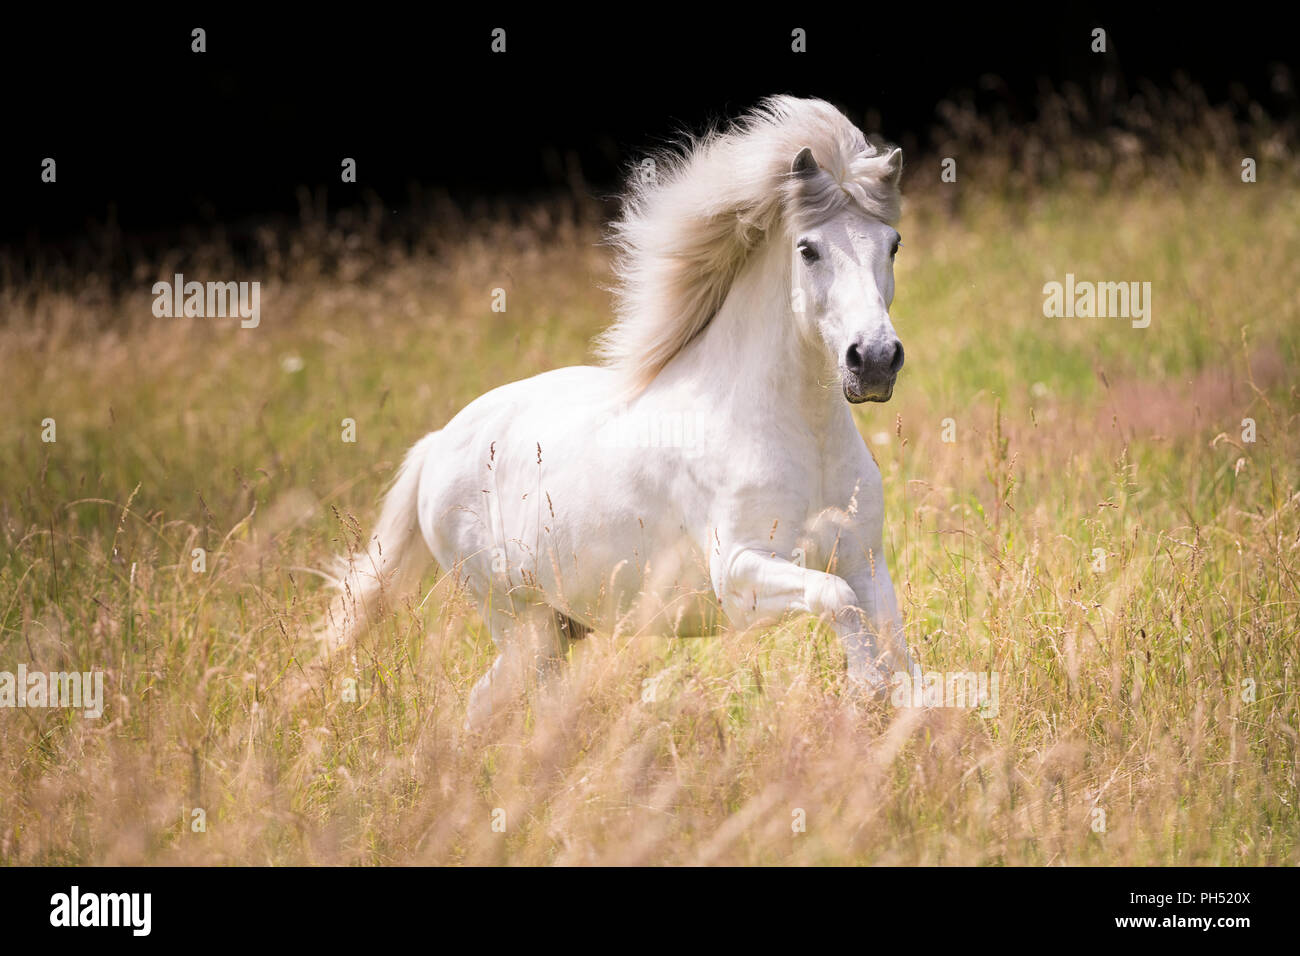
[{"xmin": 1, "ymin": 170, "xmax": 1297, "ymax": 864}]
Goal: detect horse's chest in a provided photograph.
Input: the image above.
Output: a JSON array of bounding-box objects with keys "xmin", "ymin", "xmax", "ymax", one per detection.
[{"xmin": 784, "ymin": 469, "xmax": 868, "ymax": 575}]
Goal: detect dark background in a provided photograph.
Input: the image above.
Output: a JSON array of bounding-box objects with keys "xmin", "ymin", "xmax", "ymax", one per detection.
[{"xmin": 2, "ymin": 6, "xmax": 1295, "ymax": 258}]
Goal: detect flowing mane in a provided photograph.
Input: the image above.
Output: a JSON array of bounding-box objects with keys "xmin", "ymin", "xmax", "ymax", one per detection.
[{"xmin": 596, "ymin": 95, "xmax": 903, "ymax": 394}]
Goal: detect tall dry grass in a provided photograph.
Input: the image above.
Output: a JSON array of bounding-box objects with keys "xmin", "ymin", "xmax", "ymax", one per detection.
[{"xmin": 1, "ymin": 82, "xmax": 1297, "ymax": 864}]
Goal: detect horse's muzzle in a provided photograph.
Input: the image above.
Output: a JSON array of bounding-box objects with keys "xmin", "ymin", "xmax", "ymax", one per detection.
[
  {"xmin": 843, "ymin": 337, "xmax": 903, "ymax": 403},
  {"xmin": 843, "ymin": 377, "xmax": 895, "ymax": 403}
]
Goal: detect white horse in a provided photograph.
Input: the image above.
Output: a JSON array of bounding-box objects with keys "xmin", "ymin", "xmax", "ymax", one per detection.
[{"xmin": 323, "ymin": 96, "xmax": 918, "ymax": 727}]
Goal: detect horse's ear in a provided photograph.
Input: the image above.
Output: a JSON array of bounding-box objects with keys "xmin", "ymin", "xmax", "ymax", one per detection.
[
  {"xmin": 791, "ymin": 146, "xmax": 819, "ymax": 176},
  {"xmin": 883, "ymin": 147, "xmax": 903, "ymax": 185}
]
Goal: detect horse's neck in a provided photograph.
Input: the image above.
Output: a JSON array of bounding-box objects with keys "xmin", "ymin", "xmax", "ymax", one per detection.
[{"xmin": 689, "ymin": 240, "xmax": 844, "ymax": 432}]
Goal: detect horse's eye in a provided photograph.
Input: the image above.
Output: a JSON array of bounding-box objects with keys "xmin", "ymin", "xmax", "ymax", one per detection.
[
  {"xmin": 798, "ymin": 241, "xmax": 820, "ymax": 263},
  {"xmin": 890, "ymin": 239, "xmax": 901, "ymax": 258}
]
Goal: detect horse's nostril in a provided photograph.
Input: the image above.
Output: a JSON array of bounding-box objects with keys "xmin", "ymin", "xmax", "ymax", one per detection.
[
  {"xmin": 890, "ymin": 341, "xmax": 905, "ymax": 373},
  {"xmin": 846, "ymin": 342, "xmax": 864, "ymax": 373}
]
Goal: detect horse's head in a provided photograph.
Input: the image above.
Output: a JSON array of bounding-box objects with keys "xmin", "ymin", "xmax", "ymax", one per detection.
[{"xmin": 789, "ymin": 145, "xmax": 904, "ymax": 404}]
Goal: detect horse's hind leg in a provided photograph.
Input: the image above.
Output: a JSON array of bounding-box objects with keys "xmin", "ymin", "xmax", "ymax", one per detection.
[
  {"xmin": 464, "ymin": 601, "xmax": 574, "ymax": 731},
  {"xmin": 553, "ymin": 610, "xmax": 590, "ymax": 646}
]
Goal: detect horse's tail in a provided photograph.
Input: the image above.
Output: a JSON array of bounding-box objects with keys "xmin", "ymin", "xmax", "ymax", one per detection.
[{"xmin": 318, "ymin": 430, "xmax": 440, "ymax": 653}]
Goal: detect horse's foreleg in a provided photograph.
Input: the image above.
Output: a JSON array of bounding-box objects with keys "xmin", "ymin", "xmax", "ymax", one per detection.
[
  {"xmin": 714, "ymin": 546, "xmax": 907, "ymax": 696},
  {"xmin": 713, "ymin": 546, "xmax": 870, "ymax": 672},
  {"xmin": 844, "ymin": 556, "xmax": 916, "ymax": 692},
  {"xmin": 715, "ymin": 546, "xmax": 858, "ymax": 618}
]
